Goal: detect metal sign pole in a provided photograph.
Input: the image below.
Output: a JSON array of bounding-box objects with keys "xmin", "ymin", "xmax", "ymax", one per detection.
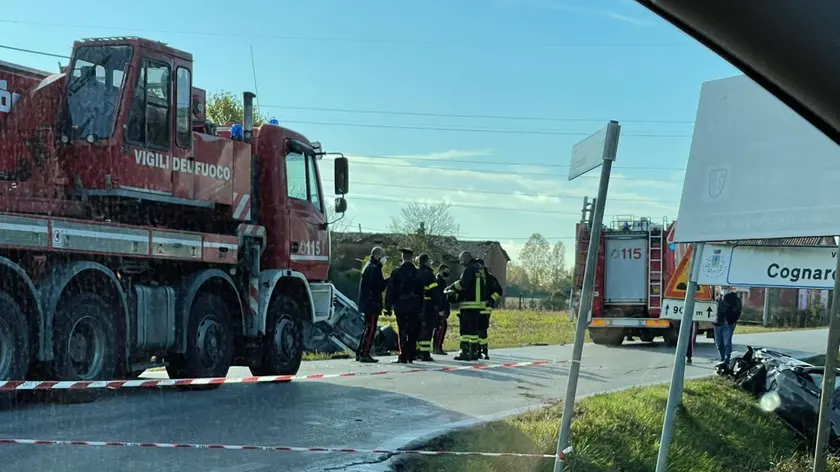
[
  {"xmin": 554, "ymin": 121, "xmax": 620, "ymax": 472},
  {"xmin": 812, "ymin": 238, "xmax": 840, "ymax": 472},
  {"xmin": 655, "ymin": 242, "xmax": 704, "ymax": 472}
]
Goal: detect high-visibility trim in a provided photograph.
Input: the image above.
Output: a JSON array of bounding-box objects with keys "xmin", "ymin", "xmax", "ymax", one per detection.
[
  {"xmin": 478, "ymin": 339, "xmax": 488, "ymax": 345},
  {"xmin": 491, "ymin": 292, "xmax": 501, "ymax": 301},
  {"xmin": 453, "ymin": 280, "xmax": 462, "ymax": 289},
  {"xmin": 425, "ymin": 282, "xmax": 438, "ymax": 291},
  {"xmin": 460, "ymin": 335, "xmax": 470, "ymax": 342},
  {"xmin": 459, "ymin": 302, "xmax": 484, "ymax": 309},
  {"xmin": 424, "ymin": 297, "xmax": 432, "ymax": 301}
]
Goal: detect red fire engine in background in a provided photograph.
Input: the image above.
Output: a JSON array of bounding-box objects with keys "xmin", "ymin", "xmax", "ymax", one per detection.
[
  {"xmin": 0, "ymin": 37, "xmax": 363, "ymax": 388},
  {"xmin": 572, "ymin": 199, "xmax": 716, "ymax": 346}
]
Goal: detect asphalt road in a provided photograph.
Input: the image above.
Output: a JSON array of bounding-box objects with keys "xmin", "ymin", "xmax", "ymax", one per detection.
[{"xmin": 0, "ymin": 329, "xmax": 827, "ymax": 472}]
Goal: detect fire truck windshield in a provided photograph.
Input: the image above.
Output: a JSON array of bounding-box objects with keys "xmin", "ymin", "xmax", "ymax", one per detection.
[{"xmin": 65, "ymin": 44, "xmax": 133, "ymax": 141}]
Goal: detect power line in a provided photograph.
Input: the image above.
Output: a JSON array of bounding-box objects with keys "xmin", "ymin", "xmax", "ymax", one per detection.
[
  {"xmin": 337, "ymin": 159, "xmax": 685, "ymax": 182},
  {"xmin": 263, "ymin": 104, "xmax": 696, "ymax": 125},
  {"xmin": 340, "ymin": 195, "xmax": 675, "ymax": 215},
  {"xmin": 358, "ymin": 227, "xmax": 575, "ymax": 241},
  {"xmin": 0, "ymin": 42, "xmax": 697, "ymax": 135},
  {"xmin": 0, "ymin": 19, "xmax": 687, "ymax": 49},
  {"xmin": 323, "ymin": 179, "xmax": 678, "ymax": 203},
  {"xmin": 336, "ymin": 153, "xmax": 687, "ymax": 171},
  {"xmin": 274, "ymin": 118, "xmax": 692, "ymax": 138},
  {"xmin": 0, "ymin": 44, "xmax": 68, "ymax": 59}
]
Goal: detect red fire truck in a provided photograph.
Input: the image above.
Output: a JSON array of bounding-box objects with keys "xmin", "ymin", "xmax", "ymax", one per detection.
[
  {"xmin": 572, "ymin": 200, "xmax": 715, "ymax": 346},
  {"xmin": 0, "ymin": 37, "xmax": 363, "ymax": 387}
]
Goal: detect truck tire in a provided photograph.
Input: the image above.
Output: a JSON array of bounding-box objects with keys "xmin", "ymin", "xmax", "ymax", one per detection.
[
  {"xmin": 50, "ymin": 292, "xmax": 118, "ymax": 381},
  {"xmin": 589, "ymin": 328, "xmax": 625, "ymax": 346},
  {"xmin": 0, "ymin": 291, "xmax": 29, "ymax": 410},
  {"xmin": 639, "ymin": 332, "xmax": 656, "ymax": 343},
  {"xmin": 166, "ymin": 292, "xmax": 233, "ymax": 386},
  {"xmin": 0, "ymin": 291, "xmax": 29, "ymax": 381},
  {"xmin": 251, "ymin": 295, "xmax": 304, "ymax": 377}
]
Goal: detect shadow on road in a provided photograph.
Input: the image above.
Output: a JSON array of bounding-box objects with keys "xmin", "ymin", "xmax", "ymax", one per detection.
[{"xmin": 0, "ymin": 380, "xmax": 483, "ymax": 472}]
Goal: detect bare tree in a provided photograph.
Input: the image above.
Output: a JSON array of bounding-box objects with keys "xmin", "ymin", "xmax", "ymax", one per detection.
[
  {"xmin": 326, "ymin": 201, "xmax": 354, "ymax": 234},
  {"xmin": 387, "ymin": 202, "xmax": 458, "ymax": 256},
  {"xmin": 387, "ymin": 202, "xmax": 458, "ymax": 236}
]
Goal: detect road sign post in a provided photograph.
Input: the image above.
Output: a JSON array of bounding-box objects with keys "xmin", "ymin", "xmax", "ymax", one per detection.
[
  {"xmin": 554, "ymin": 120, "xmax": 621, "ymax": 472},
  {"xmin": 657, "ymin": 74, "xmax": 840, "ymax": 472},
  {"xmin": 655, "ymin": 242, "xmax": 704, "ymax": 472},
  {"xmin": 813, "ymin": 238, "xmax": 840, "ymax": 472}
]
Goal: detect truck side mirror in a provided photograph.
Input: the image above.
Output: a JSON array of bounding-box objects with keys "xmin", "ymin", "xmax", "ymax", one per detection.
[
  {"xmin": 334, "ymin": 197, "xmax": 347, "ymax": 214},
  {"xmin": 334, "ymin": 157, "xmax": 349, "ymax": 195}
]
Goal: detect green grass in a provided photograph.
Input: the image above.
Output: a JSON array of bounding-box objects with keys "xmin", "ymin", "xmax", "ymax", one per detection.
[
  {"xmin": 300, "ymin": 310, "xmax": 793, "ymax": 361},
  {"xmin": 395, "ymin": 377, "xmax": 840, "ymax": 472}
]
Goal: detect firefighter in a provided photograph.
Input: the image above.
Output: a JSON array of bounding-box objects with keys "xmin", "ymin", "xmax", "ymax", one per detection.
[
  {"xmin": 415, "ymin": 253, "xmax": 442, "ymax": 362},
  {"xmin": 385, "ymin": 248, "xmax": 423, "ymax": 364},
  {"xmin": 476, "ymin": 258, "xmax": 503, "ymax": 360},
  {"xmin": 356, "ymin": 246, "xmax": 388, "ymax": 363},
  {"xmin": 432, "ymin": 264, "xmax": 451, "ymax": 355},
  {"xmin": 448, "ymin": 251, "xmax": 486, "ymax": 361}
]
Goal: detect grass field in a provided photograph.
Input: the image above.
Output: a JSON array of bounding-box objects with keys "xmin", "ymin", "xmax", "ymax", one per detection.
[
  {"xmin": 302, "ymin": 310, "xmax": 797, "ymax": 361},
  {"xmin": 393, "ymin": 377, "xmax": 840, "ymax": 472}
]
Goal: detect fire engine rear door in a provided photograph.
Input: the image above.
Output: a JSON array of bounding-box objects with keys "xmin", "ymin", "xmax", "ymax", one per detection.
[{"xmin": 604, "ymin": 235, "xmax": 648, "ymax": 304}]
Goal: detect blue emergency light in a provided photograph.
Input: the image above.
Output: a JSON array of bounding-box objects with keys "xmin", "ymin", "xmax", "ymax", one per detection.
[
  {"xmin": 269, "ymin": 119, "xmax": 279, "ymax": 125},
  {"xmin": 230, "ymin": 123, "xmax": 244, "ymax": 139},
  {"xmin": 669, "ymin": 243, "xmax": 676, "ymax": 251}
]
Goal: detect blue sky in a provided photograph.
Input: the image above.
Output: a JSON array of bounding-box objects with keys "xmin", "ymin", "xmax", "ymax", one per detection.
[{"xmin": 0, "ymin": 0, "xmax": 742, "ymax": 264}]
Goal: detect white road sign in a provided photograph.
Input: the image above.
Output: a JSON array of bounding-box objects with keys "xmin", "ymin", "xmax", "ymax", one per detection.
[
  {"xmin": 660, "ymin": 299, "xmax": 718, "ymax": 323},
  {"xmin": 673, "ymin": 74, "xmax": 840, "ymax": 243},
  {"xmin": 696, "ymin": 243, "xmax": 838, "ymax": 289},
  {"xmin": 568, "ymin": 126, "xmax": 608, "ymax": 181}
]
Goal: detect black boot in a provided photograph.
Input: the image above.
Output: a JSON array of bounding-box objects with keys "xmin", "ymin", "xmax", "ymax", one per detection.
[
  {"xmin": 482, "ymin": 344, "xmax": 489, "ymax": 360},
  {"xmin": 454, "ymin": 342, "xmax": 471, "ymax": 361},
  {"xmin": 470, "ymin": 342, "xmax": 481, "ymax": 361}
]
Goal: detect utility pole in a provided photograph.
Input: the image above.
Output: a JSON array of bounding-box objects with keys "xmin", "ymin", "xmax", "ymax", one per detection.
[{"xmin": 763, "ymin": 288, "xmax": 772, "ymax": 326}]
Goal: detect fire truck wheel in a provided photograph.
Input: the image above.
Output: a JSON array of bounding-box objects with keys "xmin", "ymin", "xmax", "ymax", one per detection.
[
  {"xmin": 0, "ymin": 290, "xmax": 29, "ymax": 383},
  {"xmin": 167, "ymin": 292, "xmax": 234, "ymax": 387},
  {"xmin": 251, "ymin": 295, "xmax": 304, "ymax": 378},
  {"xmin": 589, "ymin": 328, "xmax": 625, "ymax": 346},
  {"xmin": 50, "ymin": 292, "xmax": 118, "ymax": 382}
]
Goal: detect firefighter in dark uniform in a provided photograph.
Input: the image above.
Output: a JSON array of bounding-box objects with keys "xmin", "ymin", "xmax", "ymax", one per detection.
[
  {"xmin": 356, "ymin": 246, "xmax": 388, "ymax": 363},
  {"xmin": 432, "ymin": 264, "xmax": 451, "ymax": 355},
  {"xmin": 414, "ymin": 254, "xmax": 442, "ymax": 361},
  {"xmin": 476, "ymin": 259, "xmax": 503, "ymax": 360},
  {"xmin": 447, "ymin": 251, "xmax": 486, "ymax": 361},
  {"xmin": 385, "ymin": 248, "xmax": 423, "ymax": 364}
]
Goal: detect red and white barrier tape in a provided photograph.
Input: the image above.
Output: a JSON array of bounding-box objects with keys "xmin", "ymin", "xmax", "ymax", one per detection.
[
  {"xmin": 0, "ymin": 438, "xmax": 572, "ymax": 460},
  {"xmin": 0, "ymin": 359, "xmax": 562, "ymax": 392}
]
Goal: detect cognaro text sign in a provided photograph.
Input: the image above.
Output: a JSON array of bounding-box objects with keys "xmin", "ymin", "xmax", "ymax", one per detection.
[{"xmin": 697, "ymin": 244, "xmax": 838, "ymax": 289}]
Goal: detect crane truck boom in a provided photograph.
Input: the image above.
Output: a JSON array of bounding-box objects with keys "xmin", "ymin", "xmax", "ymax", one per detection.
[{"xmin": 0, "ymin": 36, "xmax": 364, "ymax": 388}]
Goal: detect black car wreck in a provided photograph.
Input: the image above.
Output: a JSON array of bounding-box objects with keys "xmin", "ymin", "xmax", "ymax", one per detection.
[{"xmin": 720, "ymin": 347, "xmax": 840, "ymax": 447}]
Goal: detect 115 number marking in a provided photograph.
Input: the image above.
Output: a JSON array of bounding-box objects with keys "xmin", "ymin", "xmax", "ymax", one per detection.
[
  {"xmin": 612, "ymin": 248, "xmax": 642, "ymax": 260},
  {"xmin": 298, "ymin": 240, "xmax": 322, "ymax": 256}
]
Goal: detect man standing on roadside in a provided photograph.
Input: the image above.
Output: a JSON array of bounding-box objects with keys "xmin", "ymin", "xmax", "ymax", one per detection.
[
  {"xmin": 432, "ymin": 264, "xmax": 451, "ymax": 355},
  {"xmin": 356, "ymin": 246, "xmax": 388, "ymax": 363},
  {"xmin": 385, "ymin": 248, "xmax": 423, "ymax": 364},
  {"xmin": 714, "ymin": 286, "xmax": 742, "ymax": 366}
]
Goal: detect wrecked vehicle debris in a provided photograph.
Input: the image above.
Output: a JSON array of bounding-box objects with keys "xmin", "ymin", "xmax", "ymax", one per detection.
[{"xmin": 720, "ymin": 347, "xmax": 840, "ymax": 445}]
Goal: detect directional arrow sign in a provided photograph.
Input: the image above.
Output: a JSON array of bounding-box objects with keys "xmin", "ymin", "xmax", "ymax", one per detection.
[{"xmin": 659, "ymin": 298, "xmax": 718, "ymax": 322}]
